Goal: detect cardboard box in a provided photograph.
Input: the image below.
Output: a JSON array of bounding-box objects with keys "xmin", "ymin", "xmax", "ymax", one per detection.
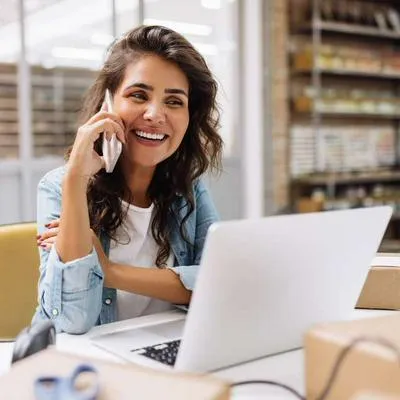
[
  {"xmin": 356, "ymin": 254, "xmax": 400, "ymax": 310},
  {"xmin": 305, "ymin": 313, "xmax": 400, "ymax": 400},
  {"xmin": 0, "ymin": 348, "xmax": 230, "ymax": 400}
]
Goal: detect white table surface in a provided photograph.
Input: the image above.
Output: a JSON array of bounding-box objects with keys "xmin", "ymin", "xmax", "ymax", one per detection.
[{"xmin": 0, "ymin": 309, "xmax": 396, "ymax": 399}]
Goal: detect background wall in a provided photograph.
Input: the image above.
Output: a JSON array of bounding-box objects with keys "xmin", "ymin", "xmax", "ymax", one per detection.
[{"xmin": 0, "ymin": 0, "xmax": 270, "ymax": 224}]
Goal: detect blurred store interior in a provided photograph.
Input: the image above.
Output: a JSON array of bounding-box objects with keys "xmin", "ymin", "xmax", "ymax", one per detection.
[{"xmin": 2, "ymin": 0, "xmax": 400, "ymax": 251}]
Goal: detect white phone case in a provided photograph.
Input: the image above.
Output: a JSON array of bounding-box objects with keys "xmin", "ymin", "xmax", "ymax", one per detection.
[{"xmin": 102, "ymin": 89, "xmax": 122, "ymax": 173}]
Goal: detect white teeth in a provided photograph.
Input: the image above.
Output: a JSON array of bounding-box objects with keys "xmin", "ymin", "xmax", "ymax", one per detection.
[{"xmin": 135, "ymin": 130, "xmax": 166, "ymax": 141}]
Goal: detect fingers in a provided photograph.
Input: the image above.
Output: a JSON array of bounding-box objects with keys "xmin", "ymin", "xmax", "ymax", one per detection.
[
  {"xmin": 37, "ymin": 221, "xmax": 60, "ymax": 250},
  {"xmin": 44, "ymin": 219, "xmax": 60, "ymax": 229},
  {"xmin": 83, "ymin": 118, "xmax": 126, "ymax": 145},
  {"xmin": 38, "ymin": 227, "xmax": 59, "ymax": 241},
  {"xmin": 87, "ymin": 111, "xmax": 125, "ymax": 134},
  {"xmin": 38, "ymin": 237, "xmax": 56, "ymax": 251}
]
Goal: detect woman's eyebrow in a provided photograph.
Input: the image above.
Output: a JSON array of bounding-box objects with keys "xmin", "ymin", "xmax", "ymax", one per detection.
[
  {"xmin": 165, "ymin": 88, "xmax": 188, "ymax": 97},
  {"xmin": 124, "ymin": 82, "xmax": 188, "ymax": 97},
  {"xmin": 125, "ymin": 82, "xmax": 152, "ymax": 91}
]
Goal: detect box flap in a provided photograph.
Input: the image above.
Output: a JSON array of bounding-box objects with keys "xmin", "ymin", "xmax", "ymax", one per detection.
[
  {"xmin": 0, "ymin": 349, "xmax": 230, "ymax": 400},
  {"xmin": 307, "ymin": 313, "xmax": 400, "ymax": 358}
]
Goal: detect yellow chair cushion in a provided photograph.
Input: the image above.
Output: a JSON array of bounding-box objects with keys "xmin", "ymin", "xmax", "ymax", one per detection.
[{"xmin": 0, "ymin": 222, "xmax": 40, "ymax": 339}]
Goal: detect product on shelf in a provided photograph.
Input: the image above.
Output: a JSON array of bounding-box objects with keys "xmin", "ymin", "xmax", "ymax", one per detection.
[
  {"xmin": 290, "ymin": 124, "xmax": 396, "ymax": 177},
  {"xmin": 315, "ymin": 0, "xmax": 400, "ymax": 33},
  {"xmin": 293, "ymin": 45, "xmax": 400, "ymax": 76}
]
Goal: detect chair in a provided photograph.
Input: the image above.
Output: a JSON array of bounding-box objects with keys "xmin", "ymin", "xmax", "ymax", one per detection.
[{"xmin": 0, "ymin": 222, "xmax": 39, "ymax": 339}]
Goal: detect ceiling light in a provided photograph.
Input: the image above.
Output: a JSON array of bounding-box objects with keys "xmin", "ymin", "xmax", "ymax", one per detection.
[{"xmin": 143, "ymin": 19, "xmax": 212, "ymax": 36}]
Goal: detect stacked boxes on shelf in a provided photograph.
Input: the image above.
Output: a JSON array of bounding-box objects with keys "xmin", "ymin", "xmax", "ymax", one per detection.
[{"xmin": 291, "ymin": 124, "xmax": 396, "ymax": 177}]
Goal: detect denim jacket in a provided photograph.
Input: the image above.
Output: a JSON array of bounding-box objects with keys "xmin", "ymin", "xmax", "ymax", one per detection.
[{"xmin": 32, "ymin": 166, "xmax": 218, "ymax": 334}]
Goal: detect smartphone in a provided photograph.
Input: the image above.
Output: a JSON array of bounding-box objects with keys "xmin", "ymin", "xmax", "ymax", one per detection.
[{"xmin": 102, "ymin": 89, "xmax": 122, "ymax": 173}]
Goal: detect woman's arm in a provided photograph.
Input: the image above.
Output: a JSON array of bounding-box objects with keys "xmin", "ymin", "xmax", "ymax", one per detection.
[
  {"xmin": 56, "ymin": 173, "xmax": 92, "ymax": 262},
  {"xmin": 107, "ymin": 265, "xmax": 191, "ymax": 304},
  {"xmin": 91, "ymin": 234, "xmax": 191, "ymax": 304},
  {"xmin": 56, "ymin": 110, "xmax": 125, "ymax": 263},
  {"xmin": 33, "ymin": 169, "xmax": 104, "ymax": 334}
]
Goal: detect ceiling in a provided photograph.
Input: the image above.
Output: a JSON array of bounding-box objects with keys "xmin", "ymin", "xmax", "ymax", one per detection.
[
  {"xmin": 0, "ymin": 0, "xmax": 236, "ymax": 69},
  {"xmin": 0, "ymin": 0, "xmax": 66, "ymax": 27}
]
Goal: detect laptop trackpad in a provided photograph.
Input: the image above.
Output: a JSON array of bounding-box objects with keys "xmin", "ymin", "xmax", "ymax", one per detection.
[
  {"xmin": 92, "ymin": 320, "xmax": 185, "ymax": 351},
  {"xmin": 143, "ymin": 320, "xmax": 185, "ymax": 338}
]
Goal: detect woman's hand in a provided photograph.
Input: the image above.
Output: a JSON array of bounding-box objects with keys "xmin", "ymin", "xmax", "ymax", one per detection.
[
  {"xmin": 37, "ymin": 219, "xmax": 60, "ymax": 251},
  {"xmin": 38, "ymin": 219, "xmax": 112, "ymax": 275},
  {"xmin": 67, "ymin": 105, "xmax": 126, "ymax": 179}
]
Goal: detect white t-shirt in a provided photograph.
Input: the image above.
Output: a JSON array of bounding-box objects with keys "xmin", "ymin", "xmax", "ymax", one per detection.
[{"xmin": 109, "ymin": 200, "xmax": 174, "ymax": 320}]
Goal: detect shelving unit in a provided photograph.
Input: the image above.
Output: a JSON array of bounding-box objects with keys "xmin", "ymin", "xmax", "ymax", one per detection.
[
  {"xmin": 289, "ymin": 0, "xmax": 400, "ymax": 251},
  {"xmin": 298, "ymin": 20, "xmax": 400, "ymax": 40},
  {"xmin": 0, "ymin": 63, "xmax": 95, "ymax": 158},
  {"xmin": 293, "ymin": 68, "xmax": 400, "ymax": 80}
]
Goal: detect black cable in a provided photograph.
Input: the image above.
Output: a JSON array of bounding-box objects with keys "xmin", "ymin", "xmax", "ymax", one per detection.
[
  {"xmin": 230, "ymin": 379, "xmax": 305, "ymax": 399},
  {"xmin": 229, "ymin": 336, "xmax": 400, "ymax": 400},
  {"xmin": 316, "ymin": 336, "xmax": 400, "ymax": 400}
]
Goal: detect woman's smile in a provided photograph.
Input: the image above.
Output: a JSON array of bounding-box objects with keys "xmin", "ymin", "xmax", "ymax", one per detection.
[{"xmin": 131, "ymin": 129, "xmax": 169, "ymax": 147}]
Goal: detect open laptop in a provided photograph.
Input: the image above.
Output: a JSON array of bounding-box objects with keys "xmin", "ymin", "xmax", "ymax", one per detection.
[{"xmin": 91, "ymin": 206, "xmax": 392, "ymax": 372}]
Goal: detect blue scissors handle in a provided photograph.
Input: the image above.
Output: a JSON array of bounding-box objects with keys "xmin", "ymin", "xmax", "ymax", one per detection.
[{"xmin": 34, "ymin": 363, "xmax": 99, "ymax": 400}]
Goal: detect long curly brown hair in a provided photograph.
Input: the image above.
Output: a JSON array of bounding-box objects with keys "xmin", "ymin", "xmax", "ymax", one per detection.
[{"xmin": 66, "ymin": 25, "xmax": 223, "ymax": 267}]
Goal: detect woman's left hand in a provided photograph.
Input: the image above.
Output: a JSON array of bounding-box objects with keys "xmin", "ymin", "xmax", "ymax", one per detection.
[{"xmin": 37, "ymin": 220, "xmax": 60, "ymax": 251}]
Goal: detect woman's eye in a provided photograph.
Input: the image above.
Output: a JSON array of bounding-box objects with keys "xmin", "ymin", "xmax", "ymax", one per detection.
[
  {"xmin": 131, "ymin": 92, "xmax": 147, "ymax": 101},
  {"xmin": 166, "ymin": 98, "xmax": 184, "ymax": 107}
]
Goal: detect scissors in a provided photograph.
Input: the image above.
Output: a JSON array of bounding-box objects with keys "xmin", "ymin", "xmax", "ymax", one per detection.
[{"xmin": 34, "ymin": 363, "xmax": 100, "ymax": 400}]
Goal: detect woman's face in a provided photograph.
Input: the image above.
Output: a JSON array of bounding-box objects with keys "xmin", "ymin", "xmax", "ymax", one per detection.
[{"xmin": 113, "ymin": 54, "xmax": 190, "ymax": 170}]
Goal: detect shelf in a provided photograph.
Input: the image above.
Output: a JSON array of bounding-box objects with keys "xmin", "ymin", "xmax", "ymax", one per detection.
[
  {"xmin": 293, "ymin": 68, "xmax": 400, "ymax": 80},
  {"xmin": 298, "ymin": 21, "xmax": 400, "ymax": 40},
  {"xmin": 293, "ymin": 111, "xmax": 400, "ymax": 120},
  {"xmin": 292, "ymin": 171, "xmax": 400, "ymax": 186}
]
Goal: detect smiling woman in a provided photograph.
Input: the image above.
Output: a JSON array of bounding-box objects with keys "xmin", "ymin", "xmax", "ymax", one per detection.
[
  {"xmin": 116, "ymin": 55, "xmax": 190, "ymax": 170},
  {"xmin": 32, "ymin": 25, "xmax": 223, "ymax": 334}
]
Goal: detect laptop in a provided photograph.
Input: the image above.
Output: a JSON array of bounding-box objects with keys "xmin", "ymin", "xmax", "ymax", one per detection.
[{"xmin": 91, "ymin": 206, "xmax": 392, "ymax": 372}]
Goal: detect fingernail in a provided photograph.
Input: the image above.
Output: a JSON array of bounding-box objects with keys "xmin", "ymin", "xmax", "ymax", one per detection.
[
  {"xmin": 45, "ymin": 223, "xmax": 50, "ymax": 228},
  {"xmin": 36, "ymin": 234, "xmax": 41, "ymax": 239}
]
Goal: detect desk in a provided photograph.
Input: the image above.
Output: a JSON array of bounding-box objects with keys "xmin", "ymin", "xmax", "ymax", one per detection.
[{"xmin": 0, "ymin": 309, "xmax": 395, "ymax": 399}]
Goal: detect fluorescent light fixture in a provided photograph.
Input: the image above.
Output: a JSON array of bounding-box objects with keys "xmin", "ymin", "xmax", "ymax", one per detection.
[
  {"xmin": 51, "ymin": 46, "xmax": 104, "ymax": 61},
  {"xmin": 192, "ymin": 43, "xmax": 218, "ymax": 56},
  {"xmin": 143, "ymin": 19, "xmax": 212, "ymax": 36},
  {"xmin": 201, "ymin": 0, "xmax": 221, "ymax": 9},
  {"xmin": 91, "ymin": 33, "xmax": 114, "ymax": 46}
]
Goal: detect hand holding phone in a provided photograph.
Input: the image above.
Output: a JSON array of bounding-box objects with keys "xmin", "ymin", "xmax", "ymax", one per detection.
[{"xmin": 102, "ymin": 89, "xmax": 122, "ymax": 173}]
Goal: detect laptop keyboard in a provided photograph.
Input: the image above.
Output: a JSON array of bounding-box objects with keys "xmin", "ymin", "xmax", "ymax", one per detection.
[{"xmin": 131, "ymin": 339, "xmax": 181, "ymax": 366}]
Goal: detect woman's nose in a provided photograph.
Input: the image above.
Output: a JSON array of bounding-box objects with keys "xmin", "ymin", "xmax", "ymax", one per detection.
[{"xmin": 143, "ymin": 103, "xmax": 166, "ymax": 125}]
